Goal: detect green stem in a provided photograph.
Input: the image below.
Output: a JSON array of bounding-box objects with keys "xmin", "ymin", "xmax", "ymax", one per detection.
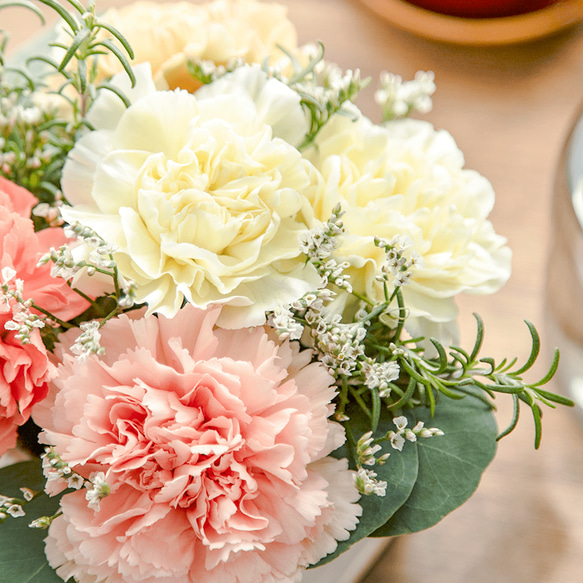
[
  {"xmin": 349, "ymin": 385, "xmax": 371, "ymax": 418},
  {"xmin": 392, "ymin": 288, "xmax": 407, "ymax": 343},
  {"xmin": 31, "ymin": 302, "xmax": 73, "ymax": 329},
  {"xmin": 350, "ymin": 289, "xmax": 375, "ymax": 307}
]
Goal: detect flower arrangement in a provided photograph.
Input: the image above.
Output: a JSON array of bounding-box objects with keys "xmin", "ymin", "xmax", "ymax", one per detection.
[{"xmin": 0, "ymin": 1, "xmax": 573, "ymax": 583}]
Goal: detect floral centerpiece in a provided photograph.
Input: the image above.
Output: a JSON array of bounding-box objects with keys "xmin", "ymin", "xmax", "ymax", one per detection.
[{"xmin": 0, "ymin": 1, "xmax": 572, "ymax": 583}]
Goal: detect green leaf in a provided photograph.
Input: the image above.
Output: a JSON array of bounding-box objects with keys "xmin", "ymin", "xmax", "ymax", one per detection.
[
  {"xmin": 312, "ymin": 403, "xmax": 418, "ymax": 567},
  {"xmin": 37, "ymin": 0, "xmax": 79, "ymax": 32},
  {"xmin": 0, "ymin": 461, "xmax": 67, "ymax": 583},
  {"xmin": 372, "ymin": 390, "xmax": 497, "ymax": 537},
  {"xmin": 57, "ymin": 28, "xmax": 90, "ymax": 71}
]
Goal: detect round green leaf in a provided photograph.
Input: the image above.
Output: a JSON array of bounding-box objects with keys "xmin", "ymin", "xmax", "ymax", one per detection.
[
  {"xmin": 0, "ymin": 460, "xmax": 71, "ymax": 583},
  {"xmin": 312, "ymin": 402, "xmax": 418, "ymax": 567},
  {"xmin": 372, "ymin": 391, "xmax": 497, "ymax": 537}
]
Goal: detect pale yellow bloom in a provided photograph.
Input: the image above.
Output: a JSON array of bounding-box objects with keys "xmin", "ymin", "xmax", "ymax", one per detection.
[
  {"xmin": 305, "ymin": 107, "xmax": 511, "ymax": 343},
  {"xmin": 94, "ymin": 0, "xmax": 299, "ymax": 91},
  {"xmin": 61, "ymin": 65, "xmax": 321, "ymax": 327}
]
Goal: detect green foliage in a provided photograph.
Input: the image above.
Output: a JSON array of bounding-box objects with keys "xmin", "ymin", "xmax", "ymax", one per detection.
[
  {"xmin": 0, "ymin": 0, "xmax": 135, "ymax": 220},
  {"xmin": 279, "ymin": 43, "xmax": 370, "ymax": 150},
  {"xmin": 354, "ymin": 289, "xmax": 571, "ymax": 448},
  {"xmin": 372, "ymin": 388, "xmax": 497, "ymax": 536},
  {"xmin": 0, "ymin": 461, "xmax": 71, "ymax": 583},
  {"xmin": 314, "ymin": 402, "xmax": 418, "ymax": 567},
  {"xmin": 310, "ymin": 387, "xmax": 497, "ymax": 568}
]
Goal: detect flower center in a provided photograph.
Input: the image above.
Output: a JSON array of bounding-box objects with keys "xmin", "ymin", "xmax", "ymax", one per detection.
[{"xmin": 134, "ymin": 128, "xmax": 276, "ymax": 256}]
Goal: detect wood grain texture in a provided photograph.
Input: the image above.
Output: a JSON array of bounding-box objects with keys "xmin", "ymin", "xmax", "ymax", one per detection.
[{"xmin": 5, "ymin": 1, "xmax": 583, "ymax": 581}]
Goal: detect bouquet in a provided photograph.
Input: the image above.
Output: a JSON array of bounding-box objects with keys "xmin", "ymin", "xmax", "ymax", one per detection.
[{"xmin": 0, "ymin": 1, "xmax": 573, "ymax": 582}]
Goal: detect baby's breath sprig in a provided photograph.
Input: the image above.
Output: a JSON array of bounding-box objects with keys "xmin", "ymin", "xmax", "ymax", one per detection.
[
  {"xmin": 299, "ymin": 204, "xmax": 352, "ymax": 293},
  {"xmin": 288, "ymin": 46, "xmax": 370, "ymax": 150},
  {"xmin": 187, "ymin": 42, "xmax": 369, "ymax": 151},
  {"xmin": 37, "ymin": 221, "xmax": 138, "ymax": 358},
  {"xmin": 294, "ymin": 208, "xmax": 571, "ymax": 450},
  {"xmin": 375, "ymin": 70, "xmax": 436, "ymax": 122},
  {"xmin": 352, "ymin": 415, "xmax": 444, "ymax": 497},
  {"xmin": 0, "ymin": 266, "xmax": 75, "ymax": 346},
  {"xmin": 374, "ymin": 235, "xmax": 424, "ymax": 295},
  {"xmin": 16, "ymin": 447, "xmax": 111, "ymax": 529}
]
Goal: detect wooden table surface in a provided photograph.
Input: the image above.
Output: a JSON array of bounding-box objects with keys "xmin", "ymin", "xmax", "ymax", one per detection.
[{"xmin": 4, "ymin": 1, "xmax": 583, "ymax": 582}]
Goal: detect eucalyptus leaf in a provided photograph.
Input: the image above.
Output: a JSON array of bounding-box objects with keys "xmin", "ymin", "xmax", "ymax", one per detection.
[
  {"xmin": 312, "ymin": 402, "xmax": 418, "ymax": 567},
  {"xmin": 372, "ymin": 390, "xmax": 497, "ymax": 537},
  {"xmin": 0, "ymin": 461, "xmax": 69, "ymax": 583}
]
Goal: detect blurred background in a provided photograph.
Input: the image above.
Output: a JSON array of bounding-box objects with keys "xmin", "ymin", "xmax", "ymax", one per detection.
[{"xmin": 4, "ymin": 0, "xmax": 583, "ymax": 581}]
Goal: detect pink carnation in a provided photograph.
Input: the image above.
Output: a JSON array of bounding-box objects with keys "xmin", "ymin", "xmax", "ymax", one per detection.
[
  {"xmin": 39, "ymin": 305, "xmax": 361, "ymax": 583},
  {"xmin": 0, "ymin": 177, "xmax": 89, "ymax": 456}
]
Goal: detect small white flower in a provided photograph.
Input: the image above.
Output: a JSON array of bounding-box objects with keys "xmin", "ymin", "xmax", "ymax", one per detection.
[
  {"xmin": 354, "ymin": 467, "xmax": 387, "ymax": 497},
  {"xmin": 1, "ymin": 267, "xmax": 16, "ymax": 284},
  {"xmin": 20, "ymin": 488, "xmax": 36, "ymax": 502},
  {"xmin": 66, "ymin": 474, "xmax": 85, "ymax": 490},
  {"xmin": 375, "ymin": 70, "xmax": 436, "ymax": 121},
  {"xmin": 6, "ymin": 504, "xmax": 25, "ymax": 518},
  {"xmin": 71, "ymin": 320, "xmax": 105, "ymax": 363},
  {"xmin": 85, "ymin": 472, "xmax": 110, "ymax": 511},
  {"xmin": 388, "ymin": 431, "xmax": 406, "ymax": 452},
  {"xmin": 393, "ymin": 416, "xmax": 408, "ymax": 431}
]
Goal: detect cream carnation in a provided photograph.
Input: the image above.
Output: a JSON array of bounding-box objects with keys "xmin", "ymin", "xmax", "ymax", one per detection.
[
  {"xmin": 38, "ymin": 305, "xmax": 361, "ymax": 583},
  {"xmin": 61, "ymin": 65, "xmax": 320, "ymax": 327},
  {"xmin": 88, "ymin": 0, "xmax": 299, "ymax": 91},
  {"xmin": 306, "ymin": 110, "xmax": 511, "ymax": 343}
]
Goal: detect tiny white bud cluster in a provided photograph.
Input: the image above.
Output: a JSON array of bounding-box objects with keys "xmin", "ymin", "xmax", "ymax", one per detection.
[
  {"xmin": 189, "ymin": 56, "xmax": 245, "ymax": 84},
  {"xmin": 29, "ymin": 515, "xmax": 53, "ymax": 529},
  {"xmin": 354, "ymin": 467, "xmax": 387, "ymax": 497},
  {"xmin": 295, "ymin": 67, "xmax": 368, "ymax": 126},
  {"xmin": 42, "ymin": 447, "xmax": 86, "ymax": 492},
  {"xmin": 1, "ymin": 267, "xmax": 46, "ymax": 343},
  {"xmin": 300, "ymin": 205, "xmax": 352, "ymax": 292},
  {"xmin": 38, "ymin": 222, "xmax": 136, "ymax": 309},
  {"xmin": 387, "ymin": 416, "xmax": 444, "ymax": 451},
  {"xmin": 268, "ymin": 305, "xmax": 304, "ymax": 341},
  {"xmin": 71, "ymin": 320, "xmax": 105, "ymax": 362},
  {"xmin": 361, "ymin": 360, "xmax": 400, "ymax": 397},
  {"xmin": 356, "ymin": 431, "xmax": 391, "ymax": 468},
  {"xmin": 315, "ymin": 318, "xmax": 367, "ymax": 376},
  {"xmin": 375, "ymin": 235, "xmax": 423, "ymax": 288},
  {"xmin": 63, "ymin": 221, "xmax": 118, "ymax": 270},
  {"xmin": 375, "ymin": 70, "xmax": 436, "ymax": 121},
  {"xmin": 38, "ymin": 244, "xmax": 80, "ymax": 280},
  {"xmin": 300, "ymin": 204, "xmax": 345, "ymax": 261},
  {"xmin": 85, "ymin": 472, "xmax": 110, "ymax": 511},
  {"xmin": 0, "ymin": 88, "xmax": 63, "ymax": 180}
]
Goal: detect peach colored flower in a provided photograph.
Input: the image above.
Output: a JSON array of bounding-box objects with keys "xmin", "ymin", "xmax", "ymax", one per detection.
[
  {"xmin": 39, "ymin": 305, "xmax": 360, "ymax": 583},
  {"xmin": 0, "ymin": 178, "xmax": 88, "ymax": 455}
]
